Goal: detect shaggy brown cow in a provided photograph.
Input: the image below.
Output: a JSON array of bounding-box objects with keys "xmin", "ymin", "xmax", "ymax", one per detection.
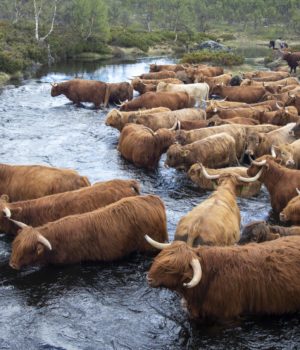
[
  {"xmin": 105, "ymin": 107, "xmax": 170, "ymax": 131},
  {"xmin": 117, "ymin": 124, "xmax": 175, "ymax": 169},
  {"xmin": 0, "ymin": 179, "xmax": 140, "ymax": 235},
  {"xmin": 211, "ymin": 85, "xmax": 266, "ymax": 104},
  {"xmin": 239, "ymin": 220, "xmax": 300, "ymax": 244},
  {"xmin": 280, "ymin": 51, "xmax": 300, "ymax": 73},
  {"xmin": 241, "ymin": 77, "xmax": 298, "ymax": 87},
  {"xmin": 175, "ymin": 124, "xmax": 247, "ymax": 160},
  {"xmin": 188, "ymin": 164, "xmax": 261, "ymax": 198},
  {"xmin": 119, "ymin": 92, "xmax": 195, "ymax": 111},
  {"xmin": 128, "ymin": 108, "xmax": 206, "ymax": 131},
  {"xmin": 242, "ymin": 70, "xmax": 290, "ymax": 80},
  {"xmin": 178, "ymin": 120, "xmax": 211, "ymax": 130},
  {"xmin": 104, "ymin": 82, "xmax": 133, "ymax": 106},
  {"xmin": 294, "ymin": 94, "xmax": 300, "ymax": 114},
  {"xmin": 258, "ymin": 106, "xmax": 299, "ymax": 125},
  {"xmin": 245, "ymin": 123, "xmax": 296, "ymax": 158},
  {"xmin": 9, "ymin": 195, "xmax": 168, "ymax": 269},
  {"xmin": 211, "ymin": 107, "xmax": 263, "ymax": 120},
  {"xmin": 165, "ymin": 133, "xmax": 237, "ymax": 170},
  {"xmin": 208, "ymin": 116, "xmax": 259, "ymax": 126},
  {"xmin": 51, "ymin": 79, "xmax": 108, "ymax": 108},
  {"xmin": 198, "ymin": 74, "xmax": 232, "ymax": 89},
  {"xmin": 272, "ymin": 139, "xmax": 300, "ymax": 168},
  {"xmin": 137, "ymin": 71, "xmax": 177, "ymax": 80},
  {"xmin": 187, "ymin": 67, "xmax": 224, "ymax": 81},
  {"xmin": 131, "ymin": 78, "xmax": 183, "ymax": 95},
  {"xmin": 280, "ymin": 191, "xmax": 300, "ymax": 224},
  {"xmin": 0, "ymin": 163, "xmax": 90, "ymax": 202},
  {"xmin": 146, "ymin": 237, "xmax": 300, "ymax": 321},
  {"xmin": 263, "ymin": 91, "xmax": 296, "ymax": 106},
  {"xmin": 149, "ymin": 64, "xmax": 188, "ymax": 72},
  {"xmin": 247, "ymin": 156, "xmax": 300, "ymax": 213}
]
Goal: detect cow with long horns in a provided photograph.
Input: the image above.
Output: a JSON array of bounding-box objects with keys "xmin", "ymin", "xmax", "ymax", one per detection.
[
  {"xmin": 0, "ymin": 163, "xmax": 90, "ymax": 202},
  {"xmin": 146, "ymin": 237, "xmax": 300, "ymax": 321},
  {"xmin": 173, "ymin": 165, "xmax": 262, "ymax": 247},
  {"xmin": 0, "ymin": 179, "xmax": 140, "ymax": 235},
  {"xmin": 9, "ymin": 195, "xmax": 168, "ymax": 269},
  {"xmin": 247, "ymin": 155, "xmax": 300, "ymax": 213}
]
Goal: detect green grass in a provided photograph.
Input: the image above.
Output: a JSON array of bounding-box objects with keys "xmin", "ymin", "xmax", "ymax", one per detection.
[{"xmin": 180, "ymin": 50, "xmax": 244, "ymax": 66}]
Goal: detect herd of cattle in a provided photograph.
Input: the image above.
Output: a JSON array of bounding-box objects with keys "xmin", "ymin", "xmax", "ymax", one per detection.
[{"xmin": 3, "ymin": 60, "xmax": 300, "ymax": 324}]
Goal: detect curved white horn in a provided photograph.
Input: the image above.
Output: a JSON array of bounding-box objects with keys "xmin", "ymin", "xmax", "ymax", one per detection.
[
  {"xmin": 169, "ymin": 119, "xmax": 178, "ymax": 131},
  {"xmin": 271, "ymin": 145, "xmax": 277, "ymax": 158},
  {"xmin": 37, "ymin": 233, "xmax": 52, "ymax": 250},
  {"xmin": 144, "ymin": 234, "xmax": 171, "ymax": 250},
  {"xmin": 183, "ymin": 258, "xmax": 202, "ymax": 288},
  {"xmin": 296, "ymin": 188, "xmax": 300, "ymax": 196},
  {"xmin": 276, "ymin": 102, "xmax": 283, "ymax": 110},
  {"xmin": 237, "ymin": 167, "xmax": 264, "ymax": 183},
  {"xmin": 200, "ymin": 164, "xmax": 220, "ymax": 180},
  {"xmin": 250, "ymin": 158, "xmax": 267, "ymax": 166},
  {"xmin": 142, "ymin": 126, "xmax": 156, "ymax": 136},
  {"xmin": 177, "ymin": 120, "xmax": 181, "ymax": 131},
  {"xmin": 8, "ymin": 218, "xmax": 28, "ymax": 229},
  {"xmin": 3, "ymin": 207, "xmax": 11, "ymax": 218}
]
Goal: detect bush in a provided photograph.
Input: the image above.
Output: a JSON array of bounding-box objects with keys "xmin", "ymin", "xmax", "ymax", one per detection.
[
  {"xmin": 220, "ymin": 33, "xmax": 236, "ymax": 41},
  {"xmin": 180, "ymin": 50, "xmax": 244, "ymax": 66},
  {"xmin": 0, "ymin": 51, "xmax": 25, "ymax": 74}
]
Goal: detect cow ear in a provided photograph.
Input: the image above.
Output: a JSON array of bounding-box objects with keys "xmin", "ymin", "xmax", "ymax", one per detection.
[
  {"xmin": 0, "ymin": 194, "xmax": 9, "ymax": 203},
  {"xmin": 181, "ymin": 149, "xmax": 190, "ymax": 157},
  {"xmin": 36, "ymin": 243, "xmax": 45, "ymax": 256}
]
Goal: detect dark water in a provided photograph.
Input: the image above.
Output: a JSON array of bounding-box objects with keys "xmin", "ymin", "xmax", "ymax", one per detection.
[{"xmin": 0, "ymin": 57, "xmax": 299, "ymax": 350}]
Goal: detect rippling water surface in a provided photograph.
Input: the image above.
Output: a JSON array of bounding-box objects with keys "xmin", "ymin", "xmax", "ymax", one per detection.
[{"xmin": 0, "ymin": 57, "xmax": 299, "ymax": 349}]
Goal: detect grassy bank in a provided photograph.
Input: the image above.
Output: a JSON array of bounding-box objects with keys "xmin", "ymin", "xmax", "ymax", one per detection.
[{"xmin": 181, "ymin": 50, "xmax": 244, "ymax": 66}]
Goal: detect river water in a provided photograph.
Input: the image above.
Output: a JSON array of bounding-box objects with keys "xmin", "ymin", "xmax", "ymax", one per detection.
[{"xmin": 0, "ymin": 57, "xmax": 299, "ymax": 349}]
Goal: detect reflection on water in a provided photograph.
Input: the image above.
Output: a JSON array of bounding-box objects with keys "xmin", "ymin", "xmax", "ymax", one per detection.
[{"xmin": 0, "ymin": 56, "xmax": 299, "ymax": 349}]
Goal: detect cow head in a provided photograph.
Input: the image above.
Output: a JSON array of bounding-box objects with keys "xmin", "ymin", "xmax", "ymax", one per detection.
[
  {"xmin": 105, "ymin": 109, "xmax": 124, "ymax": 131},
  {"xmin": 238, "ymin": 221, "xmax": 279, "ymax": 244},
  {"xmin": 9, "ymin": 227, "xmax": 52, "ymax": 270},
  {"xmin": 156, "ymin": 81, "xmax": 168, "ymax": 92},
  {"xmin": 50, "ymin": 82, "xmax": 61, "ymax": 97},
  {"xmin": 272, "ymin": 144, "xmax": 295, "ymax": 168},
  {"xmin": 290, "ymin": 121, "xmax": 300, "ymax": 138},
  {"xmin": 247, "ymin": 156, "xmax": 274, "ymax": 178},
  {"xmin": 280, "ymin": 189, "xmax": 300, "ymax": 223},
  {"xmin": 245, "ymin": 132, "xmax": 265, "ymax": 157},
  {"xmin": 146, "ymin": 239, "xmax": 202, "ymax": 290},
  {"xmin": 165, "ymin": 144, "xmax": 189, "ymax": 170},
  {"xmin": 0, "ymin": 195, "xmax": 23, "ymax": 233}
]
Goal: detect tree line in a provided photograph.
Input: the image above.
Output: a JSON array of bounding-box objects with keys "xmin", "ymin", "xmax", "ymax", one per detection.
[{"xmin": 1, "ymin": 0, "xmax": 300, "ymax": 44}]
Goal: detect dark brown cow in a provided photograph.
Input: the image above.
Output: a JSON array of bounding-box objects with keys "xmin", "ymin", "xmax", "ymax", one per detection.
[
  {"xmin": 0, "ymin": 163, "xmax": 90, "ymax": 202},
  {"xmin": 51, "ymin": 79, "xmax": 107, "ymax": 108},
  {"xmin": 117, "ymin": 124, "xmax": 175, "ymax": 169},
  {"xmin": 131, "ymin": 78, "xmax": 182, "ymax": 95},
  {"xmin": 119, "ymin": 92, "xmax": 195, "ymax": 111},
  {"xmin": 9, "ymin": 195, "xmax": 168, "ymax": 269},
  {"xmin": 138, "ymin": 71, "xmax": 177, "ymax": 80},
  {"xmin": 258, "ymin": 107, "xmax": 299, "ymax": 125},
  {"xmin": 149, "ymin": 64, "xmax": 188, "ymax": 72},
  {"xmin": 146, "ymin": 238, "xmax": 300, "ymax": 321},
  {"xmin": 280, "ymin": 191, "xmax": 300, "ymax": 224},
  {"xmin": 0, "ymin": 179, "xmax": 140, "ymax": 235},
  {"xmin": 211, "ymin": 85, "xmax": 266, "ymax": 104},
  {"xmin": 104, "ymin": 82, "xmax": 133, "ymax": 106},
  {"xmin": 247, "ymin": 156, "xmax": 300, "ymax": 213},
  {"xmin": 239, "ymin": 220, "xmax": 300, "ymax": 244},
  {"xmin": 165, "ymin": 133, "xmax": 237, "ymax": 171},
  {"xmin": 280, "ymin": 51, "xmax": 300, "ymax": 73}
]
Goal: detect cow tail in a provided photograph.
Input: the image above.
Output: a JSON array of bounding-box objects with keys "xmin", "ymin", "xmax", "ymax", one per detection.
[{"xmin": 103, "ymin": 84, "xmax": 111, "ymax": 108}]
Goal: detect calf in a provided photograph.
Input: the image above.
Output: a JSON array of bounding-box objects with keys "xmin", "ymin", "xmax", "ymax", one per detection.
[
  {"xmin": 273, "ymin": 139, "xmax": 300, "ymax": 168},
  {"xmin": 280, "ymin": 191, "xmax": 300, "ymax": 224}
]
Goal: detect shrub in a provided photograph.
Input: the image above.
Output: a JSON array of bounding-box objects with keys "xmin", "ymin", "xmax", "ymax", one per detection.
[{"xmin": 180, "ymin": 50, "xmax": 244, "ymax": 66}]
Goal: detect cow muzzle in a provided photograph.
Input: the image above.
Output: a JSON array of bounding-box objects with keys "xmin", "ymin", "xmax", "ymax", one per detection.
[{"xmin": 9, "ymin": 261, "xmax": 20, "ymax": 270}]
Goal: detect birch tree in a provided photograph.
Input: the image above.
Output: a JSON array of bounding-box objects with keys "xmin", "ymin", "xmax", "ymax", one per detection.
[{"xmin": 33, "ymin": 0, "xmax": 58, "ymax": 42}]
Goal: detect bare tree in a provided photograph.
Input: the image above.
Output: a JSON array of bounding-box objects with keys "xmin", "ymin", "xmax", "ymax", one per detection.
[{"xmin": 33, "ymin": 0, "xmax": 58, "ymax": 42}]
